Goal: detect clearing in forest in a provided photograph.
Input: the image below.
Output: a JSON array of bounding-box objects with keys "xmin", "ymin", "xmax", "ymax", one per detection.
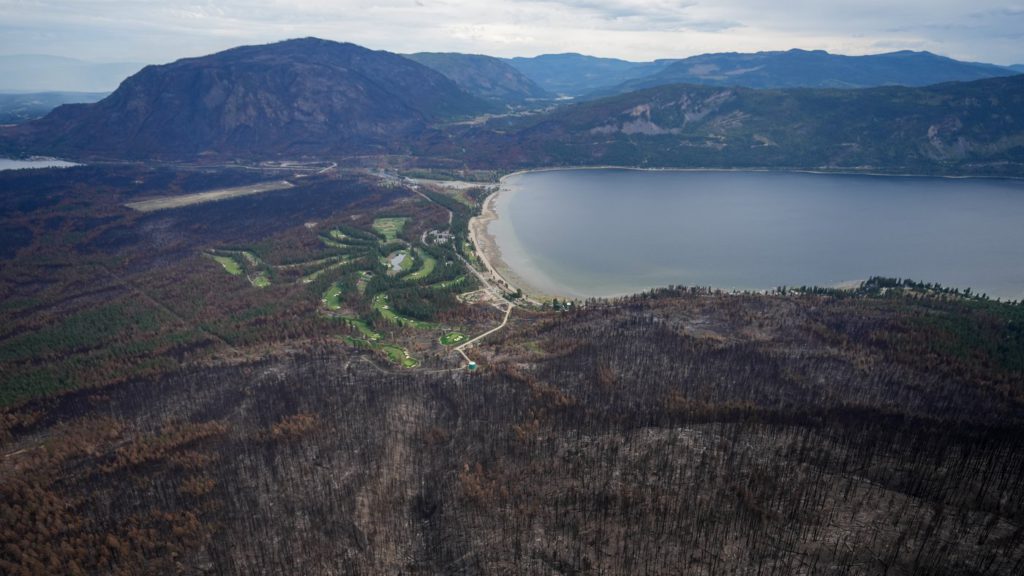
[
  {"xmin": 208, "ymin": 254, "xmax": 242, "ymax": 275},
  {"xmin": 372, "ymin": 293, "xmax": 434, "ymax": 329},
  {"xmin": 440, "ymin": 332, "xmax": 467, "ymax": 346},
  {"xmin": 372, "ymin": 217, "xmax": 408, "ymax": 242},
  {"xmin": 125, "ymin": 180, "xmax": 294, "ymax": 212}
]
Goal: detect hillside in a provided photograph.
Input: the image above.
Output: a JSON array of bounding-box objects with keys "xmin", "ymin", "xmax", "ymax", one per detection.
[
  {"xmin": 3, "ymin": 38, "xmax": 487, "ymax": 159},
  {"xmin": 451, "ymin": 75, "xmax": 1024, "ymax": 176},
  {"xmin": 1, "ymin": 154, "xmax": 1022, "ymax": 575},
  {"xmin": 589, "ymin": 49, "xmax": 1018, "ymax": 97},
  {"xmin": 406, "ymin": 52, "xmax": 551, "ymax": 105},
  {"xmin": 504, "ymin": 53, "xmax": 674, "ymax": 97}
]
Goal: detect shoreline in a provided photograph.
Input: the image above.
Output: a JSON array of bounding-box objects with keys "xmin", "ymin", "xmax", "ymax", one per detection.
[
  {"xmin": 465, "ymin": 166, "xmax": 1024, "ymax": 303},
  {"xmin": 491, "ymin": 164, "xmax": 1024, "ymax": 182},
  {"xmin": 467, "ymin": 175, "xmax": 555, "ymax": 303}
]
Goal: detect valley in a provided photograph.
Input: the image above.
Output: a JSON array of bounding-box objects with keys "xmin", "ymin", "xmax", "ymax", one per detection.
[{"xmin": 0, "ymin": 35, "xmax": 1023, "ymax": 576}]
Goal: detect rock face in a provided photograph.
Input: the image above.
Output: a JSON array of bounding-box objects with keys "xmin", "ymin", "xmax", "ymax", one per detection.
[
  {"xmin": 7, "ymin": 38, "xmax": 487, "ymax": 159},
  {"xmin": 406, "ymin": 53, "xmax": 551, "ymax": 105}
]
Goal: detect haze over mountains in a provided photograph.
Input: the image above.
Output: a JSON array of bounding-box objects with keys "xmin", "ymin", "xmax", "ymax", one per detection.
[
  {"xmin": 0, "ymin": 92, "xmax": 108, "ymax": 124},
  {"xmin": 0, "ymin": 55, "xmax": 142, "ymax": 93},
  {"xmin": 2, "ymin": 37, "xmax": 1022, "ymax": 176},
  {"xmin": 503, "ymin": 54, "xmax": 675, "ymax": 97},
  {"xmin": 585, "ymin": 49, "xmax": 1021, "ymax": 98},
  {"xmin": 406, "ymin": 53, "xmax": 550, "ymax": 105}
]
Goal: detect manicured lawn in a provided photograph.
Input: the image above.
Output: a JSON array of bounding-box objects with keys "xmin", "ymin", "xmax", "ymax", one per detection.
[
  {"xmin": 300, "ymin": 259, "xmax": 350, "ymax": 283},
  {"xmin": 350, "ymin": 319, "xmax": 382, "ymax": 341},
  {"xmin": 251, "ymin": 274, "xmax": 271, "ymax": 288},
  {"xmin": 381, "ymin": 344, "xmax": 419, "ymax": 368},
  {"xmin": 319, "ymin": 237, "xmax": 348, "ymax": 249},
  {"xmin": 240, "ymin": 251, "xmax": 262, "ymax": 267},
  {"xmin": 428, "ymin": 275, "xmax": 466, "ymax": 290},
  {"xmin": 341, "ymin": 334, "xmax": 416, "ymax": 368},
  {"xmin": 209, "ymin": 254, "xmax": 243, "ymax": 275},
  {"xmin": 372, "ymin": 217, "xmax": 408, "ymax": 242},
  {"xmin": 372, "ymin": 293, "xmax": 434, "ymax": 329},
  {"xmin": 384, "ymin": 250, "xmax": 414, "ymax": 275},
  {"xmin": 322, "ymin": 283, "xmax": 344, "ymax": 309},
  {"xmin": 440, "ymin": 332, "xmax": 467, "ymax": 346},
  {"xmin": 405, "ymin": 249, "xmax": 437, "ymax": 281}
]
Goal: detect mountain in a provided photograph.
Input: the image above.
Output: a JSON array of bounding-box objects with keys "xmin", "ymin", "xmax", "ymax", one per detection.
[
  {"xmin": 450, "ymin": 75, "xmax": 1024, "ymax": 176},
  {"xmin": 0, "ymin": 91, "xmax": 108, "ymax": 124},
  {"xmin": 0, "ymin": 55, "xmax": 143, "ymax": 92},
  {"xmin": 405, "ymin": 52, "xmax": 551, "ymax": 105},
  {"xmin": 4, "ymin": 38, "xmax": 487, "ymax": 159},
  {"xmin": 504, "ymin": 53, "xmax": 674, "ymax": 97},
  {"xmin": 1011, "ymin": 65, "xmax": 1024, "ymax": 73},
  {"xmin": 591, "ymin": 49, "xmax": 1019, "ymax": 97}
]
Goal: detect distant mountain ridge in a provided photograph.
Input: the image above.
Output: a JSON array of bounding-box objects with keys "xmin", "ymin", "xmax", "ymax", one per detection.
[
  {"xmin": 587, "ymin": 49, "xmax": 1020, "ymax": 97},
  {"xmin": 405, "ymin": 53, "xmax": 551, "ymax": 105},
  {"xmin": 0, "ymin": 92, "xmax": 108, "ymax": 124},
  {"xmin": 3, "ymin": 39, "xmax": 1023, "ymax": 177},
  {"xmin": 0, "ymin": 55, "xmax": 143, "ymax": 93},
  {"xmin": 449, "ymin": 75, "xmax": 1024, "ymax": 177},
  {"xmin": 4, "ymin": 38, "xmax": 487, "ymax": 159},
  {"xmin": 504, "ymin": 53, "xmax": 674, "ymax": 97}
]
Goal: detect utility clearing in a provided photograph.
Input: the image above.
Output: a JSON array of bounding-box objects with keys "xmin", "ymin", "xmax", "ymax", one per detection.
[{"xmin": 125, "ymin": 180, "xmax": 294, "ymax": 212}]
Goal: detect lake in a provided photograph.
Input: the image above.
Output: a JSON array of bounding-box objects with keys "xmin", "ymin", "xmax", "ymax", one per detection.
[
  {"xmin": 0, "ymin": 157, "xmax": 79, "ymax": 170},
  {"xmin": 487, "ymin": 169, "xmax": 1024, "ymax": 301}
]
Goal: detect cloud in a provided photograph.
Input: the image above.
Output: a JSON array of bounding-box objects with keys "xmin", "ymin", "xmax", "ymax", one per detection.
[{"xmin": 0, "ymin": 0, "xmax": 1020, "ymax": 65}]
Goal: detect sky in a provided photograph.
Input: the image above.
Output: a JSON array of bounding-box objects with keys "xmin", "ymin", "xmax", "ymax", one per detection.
[{"xmin": 0, "ymin": 0, "xmax": 1022, "ymax": 65}]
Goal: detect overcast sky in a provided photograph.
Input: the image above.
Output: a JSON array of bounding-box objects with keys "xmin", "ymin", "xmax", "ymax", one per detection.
[{"xmin": 1, "ymin": 0, "xmax": 1022, "ymax": 65}]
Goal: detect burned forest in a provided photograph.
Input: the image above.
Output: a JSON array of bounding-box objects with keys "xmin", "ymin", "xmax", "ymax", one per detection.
[{"xmin": 3, "ymin": 276, "xmax": 1023, "ymax": 574}]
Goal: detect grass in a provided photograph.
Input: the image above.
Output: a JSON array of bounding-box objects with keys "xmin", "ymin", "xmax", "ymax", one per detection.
[
  {"xmin": 405, "ymin": 249, "xmax": 437, "ymax": 282},
  {"xmin": 322, "ymin": 283, "xmax": 344, "ymax": 309},
  {"xmin": 300, "ymin": 259, "xmax": 350, "ymax": 283},
  {"xmin": 348, "ymin": 319, "xmax": 382, "ymax": 341},
  {"xmin": 381, "ymin": 344, "xmax": 419, "ymax": 368},
  {"xmin": 209, "ymin": 254, "xmax": 242, "ymax": 275},
  {"xmin": 240, "ymin": 251, "xmax": 262, "ymax": 267},
  {"xmin": 319, "ymin": 237, "xmax": 349, "ymax": 249},
  {"xmin": 428, "ymin": 275, "xmax": 466, "ymax": 290},
  {"xmin": 372, "ymin": 293, "xmax": 434, "ymax": 329},
  {"xmin": 440, "ymin": 332, "xmax": 467, "ymax": 346},
  {"xmin": 373, "ymin": 217, "xmax": 408, "ymax": 242},
  {"xmin": 400, "ymin": 252, "xmax": 415, "ymax": 272},
  {"xmin": 384, "ymin": 250, "xmax": 413, "ymax": 276},
  {"xmin": 461, "ymin": 241, "xmax": 480, "ymax": 266},
  {"xmin": 356, "ymin": 272, "xmax": 372, "ymax": 294},
  {"xmin": 251, "ymin": 274, "xmax": 271, "ymax": 288},
  {"xmin": 342, "ymin": 333, "xmax": 416, "ymax": 368}
]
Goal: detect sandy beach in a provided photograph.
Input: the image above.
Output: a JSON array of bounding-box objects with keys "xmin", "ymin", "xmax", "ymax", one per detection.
[{"xmin": 467, "ymin": 173, "xmax": 553, "ymax": 302}]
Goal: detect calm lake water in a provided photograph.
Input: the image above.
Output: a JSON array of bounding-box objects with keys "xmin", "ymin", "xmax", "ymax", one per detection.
[
  {"xmin": 0, "ymin": 157, "xmax": 79, "ymax": 170},
  {"xmin": 490, "ymin": 169, "xmax": 1024, "ymax": 301}
]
